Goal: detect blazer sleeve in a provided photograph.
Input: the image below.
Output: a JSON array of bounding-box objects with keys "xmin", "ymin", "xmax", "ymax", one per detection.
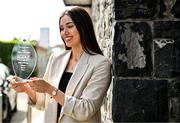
[
  {"xmin": 62, "ymin": 58, "xmax": 112, "ymax": 121},
  {"xmin": 28, "ymin": 54, "xmax": 54, "ymax": 110}
]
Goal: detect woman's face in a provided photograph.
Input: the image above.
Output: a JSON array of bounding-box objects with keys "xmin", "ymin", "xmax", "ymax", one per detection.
[{"xmin": 60, "ymin": 15, "xmax": 81, "ymax": 48}]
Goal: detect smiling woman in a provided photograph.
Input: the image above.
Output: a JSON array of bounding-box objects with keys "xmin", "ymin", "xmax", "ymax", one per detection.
[
  {"xmin": 0, "ymin": 0, "xmax": 65, "ymax": 46},
  {"xmin": 11, "ymin": 6, "xmax": 112, "ymax": 123}
]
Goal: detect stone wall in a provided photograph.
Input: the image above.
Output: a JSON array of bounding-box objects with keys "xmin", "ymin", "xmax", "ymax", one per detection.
[
  {"xmin": 92, "ymin": 0, "xmax": 180, "ymax": 122},
  {"xmin": 92, "ymin": 0, "xmax": 114, "ymax": 122}
]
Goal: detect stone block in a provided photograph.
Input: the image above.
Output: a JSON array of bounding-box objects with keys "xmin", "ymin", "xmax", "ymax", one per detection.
[
  {"xmin": 113, "ymin": 22, "xmax": 152, "ymax": 77},
  {"xmin": 153, "ymin": 21, "xmax": 180, "ymax": 78},
  {"xmin": 114, "ymin": 0, "xmax": 165, "ymax": 19},
  {"xmin": 170, "ymin": 0, "xmax": 180, "ymax": 18},
  {"xmin": 169, "ymin": 79, "xmax": 180, "ymax": 122},
  {"xmin": 112, "ymin": 78, "xmax": 168, "ymax": 122}
]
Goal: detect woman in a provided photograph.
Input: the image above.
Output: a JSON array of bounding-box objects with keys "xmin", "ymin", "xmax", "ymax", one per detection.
[{"xmin": 12, "ymin": 7, "xmax": 111, "ymax": 123}]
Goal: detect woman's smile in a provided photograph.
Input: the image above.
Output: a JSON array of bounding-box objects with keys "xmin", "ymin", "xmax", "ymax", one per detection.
[{"xmin": 64, "ymin": 36, "xmax": 73, "ymax": 42}]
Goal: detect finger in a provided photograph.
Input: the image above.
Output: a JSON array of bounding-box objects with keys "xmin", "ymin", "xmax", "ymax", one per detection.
[
  {"xmin": 12, "ymin": 76, "xmax": 21, "ymax": 80},
  {"xmin": 28, "ymin": 84, "xmax": 33, "ymax": 87},
  {"xmin": 12, "ymin": 85, "xmax": 21, "ymax": 91},
  {"xmin": 29, "ymin": 85, "xmax": 34, "ymax": 88},
  {"xmin": 27, "ymin": 81, "xmax": 37, "ymax": 90},
  {"xmin": 12, "ymin": 82, "xmax": 24, "ymax": 86},
  {"xmin": 14, "ymin": 87, "xmax": 23, "ymax": 92},
  {"xmin": 12, "ymin": 76, "xmax": 18, "ymax": 79},
  {"xmin": 28, "ymin": 82, "xmax": 34, "ymax": 88},
  {"xmin": 11, "ymin": 76, "xmax": 23, "ymax": 83},
  {"xmin": 10, "ymin": 80, "xmax": 16, "ymax": 84},
  {"xmin": 29, "ymin": 77, "xmax": 35, "ymax": 80},
  {"xmin": 11, "ymin": 83, "xmax": 19, "ymax": 87},
  {"xmin": 29, "ymin": 86, "xmax": 36, "ymax": 91},
  {"xmin": 12, "ymin": 84, "xmax": 17, "ymax": 88},
  {"xmin": 11, "ymin": 77, "xmax": 18, "ymax": 83}
]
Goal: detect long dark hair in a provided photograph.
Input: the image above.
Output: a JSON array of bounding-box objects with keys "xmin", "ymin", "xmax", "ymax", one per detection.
[{"xmin": 59, "ymin": 7, "xmax": 103, "ymax": 55}]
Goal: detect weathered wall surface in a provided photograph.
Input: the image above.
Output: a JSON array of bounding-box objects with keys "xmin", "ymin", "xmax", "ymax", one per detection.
[{"xmin": 92, "ymin": 0, "xmax": 180, "ymax": 122}]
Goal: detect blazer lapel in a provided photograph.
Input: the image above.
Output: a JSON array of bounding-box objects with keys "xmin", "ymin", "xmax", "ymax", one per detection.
[
  {"xmin": 65, "ymin": 52, "xmax": 89, "ymax": 96},
  {"xmin": 59, "ymin": 52, "xmax": 90, "ymax": 121},
  {"xmin": 53, "ymin": 50, "xmax": 71, "ymax": 88}
]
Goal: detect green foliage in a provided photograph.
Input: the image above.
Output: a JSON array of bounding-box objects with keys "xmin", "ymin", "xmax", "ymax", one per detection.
[{"xmin": 0, "ymin": 39, "xmax": 38, "ymax": 77}]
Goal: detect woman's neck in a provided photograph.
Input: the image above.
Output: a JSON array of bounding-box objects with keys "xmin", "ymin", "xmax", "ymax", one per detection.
[
  {"xmin": 71, "ymin": 47, "xmax": 84, "ymax": 61},
  {"xmin": 65, "ymin": 46, "xmax": 84, "ymax": 72}
]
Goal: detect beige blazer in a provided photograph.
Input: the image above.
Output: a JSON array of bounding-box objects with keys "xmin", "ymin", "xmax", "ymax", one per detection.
[{"xmin": 33, "ymin": 50, "xmax": 112, "ymax": 123}]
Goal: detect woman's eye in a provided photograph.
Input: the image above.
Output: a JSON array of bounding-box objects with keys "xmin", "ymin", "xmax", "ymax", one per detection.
[
  {"xmin": 60, "ymin": 27, "xmax": 64, "ymax": 31},
  {"xmin": 68, "ymin": 25, "xmax": 73, "ymax": 28}
]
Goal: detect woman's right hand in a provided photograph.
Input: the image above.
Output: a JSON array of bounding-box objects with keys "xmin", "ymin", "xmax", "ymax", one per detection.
[
  {"xmin": 11, "ymin": 76, "xmax": 37, "ymax": 104},
  {"xmin": 11, "ymin": 76, "xmax": 31, "ymax": 93}
]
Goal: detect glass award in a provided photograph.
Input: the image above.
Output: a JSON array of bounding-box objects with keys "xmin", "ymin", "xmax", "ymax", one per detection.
[{"xmin": 11, "ymin": 39, "xmax": 37, "ymax": 82}]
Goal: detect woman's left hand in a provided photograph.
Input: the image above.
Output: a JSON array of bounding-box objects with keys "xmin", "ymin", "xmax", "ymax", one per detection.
[{"xmin": 28, "ymin": 77, "xmax": 51, "ymax": 93}]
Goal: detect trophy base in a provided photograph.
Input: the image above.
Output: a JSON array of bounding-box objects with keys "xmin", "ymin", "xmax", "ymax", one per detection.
[{"xmin": 16, "ymin": 78, "xmax": 32, "ymax": 82}]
